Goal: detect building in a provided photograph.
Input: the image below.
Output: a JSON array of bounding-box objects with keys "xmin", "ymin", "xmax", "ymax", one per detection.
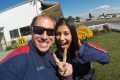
[
  {"xmin": 0, "ymin": 0, "xmax": 63, "ymax": 50},
  {"xmin": 76, "ymin": 19, "xmax": 120, "ymax": 31},
  {"xmin": 116, "ymin": 13, "xmax": 120, "ymax": 18}
]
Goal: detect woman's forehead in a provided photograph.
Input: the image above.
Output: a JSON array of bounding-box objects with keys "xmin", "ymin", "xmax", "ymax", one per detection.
[{"xmin": 58, "ymin": 24, "xmax": 69, "ymax": 29}]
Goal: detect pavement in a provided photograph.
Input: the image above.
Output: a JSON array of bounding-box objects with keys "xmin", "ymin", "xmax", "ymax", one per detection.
[{"xmin": 0, "ymin": 50, "xmax": 14, "ymax": 61}]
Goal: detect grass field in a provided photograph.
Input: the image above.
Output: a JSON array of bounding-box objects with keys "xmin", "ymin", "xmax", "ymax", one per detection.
[{"xmin": 88, "ymin": 32, "xmax": 120, "ymax": 80}]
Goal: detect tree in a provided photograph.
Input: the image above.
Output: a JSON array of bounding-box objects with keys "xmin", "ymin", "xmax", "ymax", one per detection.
[
  {"xmin": 102, "ymin": 13, "xmax": 105, "ymax": 16},
  {"xmin": 67, "ymin": 16, "xmax": 75, "ymax": 23},
  {"xmin": 89, "ymin": 13, "xmax": 92, "ymax": 18},
  {"xmin": 75, "ymin": 16, "xmax": 81, "ymax": 20},
  {"xmin": 75, "ymin": 16, "xmax": 81, "ymax": 21}
]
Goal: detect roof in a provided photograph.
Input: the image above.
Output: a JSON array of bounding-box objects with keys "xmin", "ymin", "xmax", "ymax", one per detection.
[
  {"xmin": 0, "ymin": 1, "xmax": 59, "ymax": 13},
  {"xmin": 0, "ymin": 1, "xmax": 29, "ymax": 13},
  {"xmin": 42, "ymin": 2, "xmax": 63, "ymax": 19},
  {"xmin": 76, "ymin": 19, "xmax": 120, "ymax": 27},
  {"xmin": 41, "ymin": 1, "xmax": 59, "ymax": 10}
]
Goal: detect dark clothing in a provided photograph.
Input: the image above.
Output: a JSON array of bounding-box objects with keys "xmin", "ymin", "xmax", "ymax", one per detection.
[
  {"xmin": 0, "ymin": 41, "xmax": 72, "ymax": 80},
  {"xmin": 56, "ymin": 42, "xmax": 110, "ymax": 80}
]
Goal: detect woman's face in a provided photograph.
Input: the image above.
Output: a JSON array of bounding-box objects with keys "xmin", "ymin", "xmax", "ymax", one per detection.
[{"xmin": 56, "ymin": 24, "xmax": 72, "ymax": 50}]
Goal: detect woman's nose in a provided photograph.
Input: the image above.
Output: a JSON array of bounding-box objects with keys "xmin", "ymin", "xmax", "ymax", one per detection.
[{"xmin": 60, "ymin": 34, "xmax": 65, "ymax": 41}]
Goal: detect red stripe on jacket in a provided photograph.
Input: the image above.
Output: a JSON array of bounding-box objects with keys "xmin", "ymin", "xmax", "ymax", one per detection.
[
  {"xmin": 88, "ymin": 42, "xmax": 108, "ymax": 53},
  {"xmin": 0, "ymin": 45, "xmax": 30, "ymax": 64}
]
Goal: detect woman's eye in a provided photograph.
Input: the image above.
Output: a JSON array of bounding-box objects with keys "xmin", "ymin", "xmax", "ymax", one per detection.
[
  {"xmin": 64, "ymin": 32, "xmax": 69, "ymax": 36},
  {"xmin": 56, "ymin": 32, "xmax": 60, "ymax": 36}
]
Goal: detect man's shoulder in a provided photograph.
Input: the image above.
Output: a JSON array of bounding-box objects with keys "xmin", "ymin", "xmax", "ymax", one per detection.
[
  {"xmin": 14, "ymin": 45, "xmax": 30, "ymax": 54},
  {"xmin": 0, "ymin": 45, "xmax": 30, "ymax": 64}
]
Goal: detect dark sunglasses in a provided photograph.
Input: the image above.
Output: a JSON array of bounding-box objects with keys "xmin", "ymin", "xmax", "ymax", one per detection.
[{"xmin": 32, "ymin": 26, "xmax": 55, "ymax": 36}]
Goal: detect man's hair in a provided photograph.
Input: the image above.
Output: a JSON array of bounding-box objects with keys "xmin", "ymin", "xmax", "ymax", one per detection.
[{"xmin": 31, "ymin": 13, "xmax": 56, "ymax": 29}]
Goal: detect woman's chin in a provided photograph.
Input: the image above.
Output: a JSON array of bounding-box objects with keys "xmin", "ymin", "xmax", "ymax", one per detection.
[{"xmin": 61, "ymin": 46, "xmax": 68, "ymax": 50}]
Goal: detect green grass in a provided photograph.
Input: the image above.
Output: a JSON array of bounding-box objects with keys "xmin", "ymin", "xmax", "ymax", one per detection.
[{"xmin": 88, "ymin": 32, "xmax": 120, "ymax": 80}]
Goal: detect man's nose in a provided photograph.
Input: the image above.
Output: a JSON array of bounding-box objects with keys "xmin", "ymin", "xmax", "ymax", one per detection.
[{"xmin": 41, "ymin": 31, "xmax": 48, "ymax": 39}]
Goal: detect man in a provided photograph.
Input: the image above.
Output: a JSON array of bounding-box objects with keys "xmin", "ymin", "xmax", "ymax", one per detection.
[{"xmin": 0, "ymin": 13, "xmax": 72, "ymax": 80}]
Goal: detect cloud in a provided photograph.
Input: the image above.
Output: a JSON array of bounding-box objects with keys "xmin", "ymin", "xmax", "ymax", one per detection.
[
  {"xmin": 75, "ymin": 5, "xmax": 120, "ymax": 18},
  {"xmin": 95, "ymin": 5, "xmax": 110, "ymax": 10},
  {"xmin": 90, "ymin": 5, "xmax": 120, "ymax": 17}
]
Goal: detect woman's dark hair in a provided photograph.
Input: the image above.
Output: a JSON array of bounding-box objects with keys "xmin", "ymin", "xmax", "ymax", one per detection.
[{"xmin": 55, "ymin": 18, "xmax": 79, "ymax": 57}]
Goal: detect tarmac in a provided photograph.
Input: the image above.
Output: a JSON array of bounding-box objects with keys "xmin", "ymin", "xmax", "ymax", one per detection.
[{"xmin": 0, "ymin": 50, "xmax": 14, "ymax": 61}]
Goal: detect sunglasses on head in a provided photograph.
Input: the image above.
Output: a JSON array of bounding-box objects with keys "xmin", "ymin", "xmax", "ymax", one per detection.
[{"xmin": 32, "ymin": 26, "xmax": 55, "ymax": 36}]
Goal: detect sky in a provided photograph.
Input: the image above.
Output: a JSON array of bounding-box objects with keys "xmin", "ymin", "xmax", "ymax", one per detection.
[{"xmin": 0, "ymin": 0, "xmax": 120, "ymax": 18}]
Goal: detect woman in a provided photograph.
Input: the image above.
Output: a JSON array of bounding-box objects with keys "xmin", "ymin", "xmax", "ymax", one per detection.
[{"xmin": 55, "ymin": 18, "xmax": 110, "ymax": 80}]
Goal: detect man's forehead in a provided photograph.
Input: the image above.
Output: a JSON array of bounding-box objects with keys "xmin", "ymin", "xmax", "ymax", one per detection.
[{"xmin": 35, "ymin": 17, "xmax": 55, "ymax": 26}]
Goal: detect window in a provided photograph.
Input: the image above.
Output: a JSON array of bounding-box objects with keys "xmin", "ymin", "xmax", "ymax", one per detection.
[
  {"xmin": 10, "ymin": 29, "xmax": 19, "ymax": 38},
  {"xmin": 20, "ymin": 26, "xmax": 31, "ymax": 36}
]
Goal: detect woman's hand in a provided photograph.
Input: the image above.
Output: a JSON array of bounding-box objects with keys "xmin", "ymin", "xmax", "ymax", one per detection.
[{"xmin": 53, "ymin": 49, "xmax": 73, "ymax": 76}]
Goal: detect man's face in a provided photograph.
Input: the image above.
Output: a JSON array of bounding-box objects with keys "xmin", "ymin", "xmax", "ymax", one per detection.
[{"xmin": 32, "ymin": 17, "xmax": 55, "ymax": 53}]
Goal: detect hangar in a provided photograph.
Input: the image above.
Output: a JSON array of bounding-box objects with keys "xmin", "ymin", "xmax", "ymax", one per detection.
[{"xmin": 0, "ymin": 0, "xmax": 63, "ymax": 50}]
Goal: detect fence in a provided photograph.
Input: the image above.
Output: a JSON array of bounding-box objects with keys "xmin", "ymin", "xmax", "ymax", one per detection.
[
  {"xmin": 88, "ymin": 23, "xmax": 120, "ymax": 31},
  {"xmin": 107, "ymin": 23, "xmax": 120, "ymax": 30}
]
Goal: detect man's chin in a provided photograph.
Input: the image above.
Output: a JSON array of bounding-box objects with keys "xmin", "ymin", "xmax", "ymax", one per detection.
[{"xmin": 38, "ymin": 47, "xmax": 50, "ymax": 53}]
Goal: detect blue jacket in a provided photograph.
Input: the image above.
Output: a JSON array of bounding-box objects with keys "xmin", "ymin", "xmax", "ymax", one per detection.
[
  {"xmin": 72, "ymin": 42, "xmax": 110, "ymax": 79},
  {"xmin": 75, "ymin": 42, "xmax": 110, "ymax": 64},
  {"xmin": 0, "ymin": 41, "xmax": 71, "ymax": 80}
]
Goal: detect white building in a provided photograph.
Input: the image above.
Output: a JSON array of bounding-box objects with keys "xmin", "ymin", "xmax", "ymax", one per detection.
[
  {"xmin": 0, "ymin": 0, "xmax": 63, "ymax": 50},
  {"xmin": 116, "ymin": 13, "xmax": 120, "ymax": 18}
]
